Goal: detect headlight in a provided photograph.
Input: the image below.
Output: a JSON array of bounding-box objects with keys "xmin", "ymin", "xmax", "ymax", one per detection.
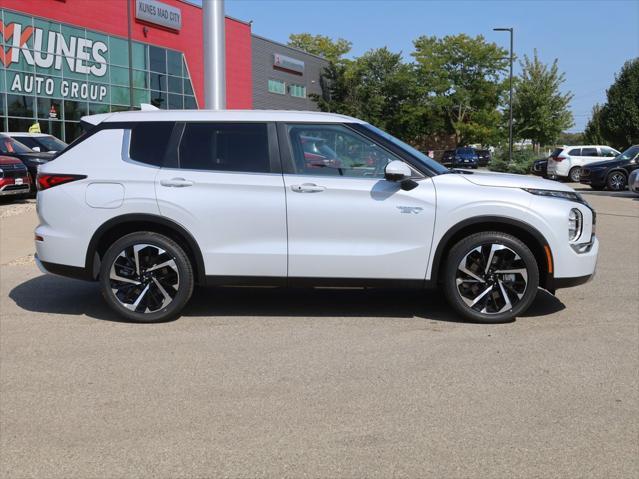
[
  {"xmin": 568, "ymin": 208, "xmax": 583, "ymax": 241},
  {"xmin": 522, "ymin": 188, "xmax": 584, "ymax": 202}
]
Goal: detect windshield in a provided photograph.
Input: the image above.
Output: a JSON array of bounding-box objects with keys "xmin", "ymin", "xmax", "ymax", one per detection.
[
  {"xmin": 0, "ymin": 135, "xmax": 33, "ymax": 154},
  {"xmin": 362, "ymin": 124, "xmax": 449, "ymax": 174},
  {"xmin": 457, "ymin": 148, "xmax": 475, "ymax": 155},
  {"xmin": 618, "ymin": 145, "xmax": 639, "ymax": 162},
  {"xmin": 34, "ymin": 136, "xmax": 67, "ymax": 152}
]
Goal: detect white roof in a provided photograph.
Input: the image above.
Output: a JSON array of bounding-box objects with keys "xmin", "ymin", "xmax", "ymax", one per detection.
[
  {"xmin": 83, "ymin": 109, "xmax": 366, "ymax": 125},
  {"xmin": 3, "ymin": 132, "xmax": 52, "ymax": 137}
]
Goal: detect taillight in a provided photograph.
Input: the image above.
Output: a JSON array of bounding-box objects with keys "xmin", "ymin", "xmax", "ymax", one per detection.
[
  {"xmin": 37, "ymin": 174, "xmax": 86, "ymax": 191},
  {"xmin": 553, "ymin": 155, "xmax": 567, "ymax": 162}
]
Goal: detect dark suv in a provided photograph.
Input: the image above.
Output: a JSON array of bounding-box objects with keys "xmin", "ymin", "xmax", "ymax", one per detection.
[
  {"xmin": 0, "ymin": 133, "xmax": 54, "ymax": 190},
  {"xmin": 579, "ymin": 145, "xmax": 639, "ymax": 190},
  {"xmin": 476, "ymin": 149, "xmax": 492, "ymax": 166},
  {"xmin": 452, "ymin": 147, "xmax": 479, "ymax": 169}
]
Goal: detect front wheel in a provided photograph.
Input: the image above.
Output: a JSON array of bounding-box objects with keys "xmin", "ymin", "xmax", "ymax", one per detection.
[
  {"xmin": 442, "ymin": 232, "xmax": 539, "ymax": 323},
  {"xmin": 606, "ymin": 171, "xmax": 627, "ymax": 191},
  {"xmin": 99, "ymin": 232, "xmax": 194, "ymax": 322}
]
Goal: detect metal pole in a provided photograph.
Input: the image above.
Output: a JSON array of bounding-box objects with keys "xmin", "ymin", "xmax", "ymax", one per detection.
[
  {"xmin": 493, "ymin": 27, "xmax": 514, "ymax": 163},
  {"xmin": 203, "ymin": 0, "xmax": 226, "ymax": 109},
  {"xmin": 127, "ymin": 0, "xmax": 135, "ymax": 110},
  {"xmin": 508, "ymin": 28, "xmax": 513, "ymax": 164}
]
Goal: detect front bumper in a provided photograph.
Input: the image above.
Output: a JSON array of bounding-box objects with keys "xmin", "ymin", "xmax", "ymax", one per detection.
[{"xmin": 579, "ymin": 169, "xmax": 607, "ymax": 187}]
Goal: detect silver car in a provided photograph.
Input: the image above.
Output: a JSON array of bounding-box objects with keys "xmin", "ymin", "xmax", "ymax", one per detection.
[{"xmin": 629, "ymin": 169, "xmax": 639, "ymax": 194}]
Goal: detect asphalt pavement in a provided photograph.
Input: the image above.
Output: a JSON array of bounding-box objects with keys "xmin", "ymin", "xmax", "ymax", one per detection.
[{"xmin": 1, "ymin": 187, "xmax": 637, "ymax": 478}]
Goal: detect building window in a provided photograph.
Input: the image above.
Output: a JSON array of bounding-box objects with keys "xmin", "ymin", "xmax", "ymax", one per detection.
[
  {"xmin": 0, "ymin": 8, "xmax": 198, "ymax": 143},
  {"xmin": 268, "ymin": 79, "xmax": 286, "ymax": 95},
  {"xmin": 289, "ymin": 84, "xmax": 307, "ymax": 98}
]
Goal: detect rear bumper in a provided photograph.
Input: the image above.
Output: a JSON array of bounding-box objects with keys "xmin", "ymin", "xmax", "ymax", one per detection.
[
  {"xmin": 0, "ymin": 181, "xmax": 30, "ymax": 196},
  {"xmin": 35, "ymin": 254, "xmax": 93, "ymax": 281}
]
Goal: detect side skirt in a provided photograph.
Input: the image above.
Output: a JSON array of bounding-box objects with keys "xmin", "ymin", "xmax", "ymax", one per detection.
[{"xmin": 205, "ymin": 276, "xmax": 437, "ymax": 290}]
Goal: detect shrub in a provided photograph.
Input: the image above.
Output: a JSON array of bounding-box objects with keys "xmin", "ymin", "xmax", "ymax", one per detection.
[{"xmin": 488, "ymin": 149, "xmax": 539, "ymax": 175}]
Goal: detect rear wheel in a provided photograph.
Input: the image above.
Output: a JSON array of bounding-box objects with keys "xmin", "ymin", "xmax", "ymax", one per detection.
[
  {"xmin": 606, "ymin": 171, "xmax": 627, "ymax": 191},
  {"xmin": 442, "ymin": 232, "xmax": 539, "ymax": 323},
  {"xmin": 569, "ymin": 167, "xmax": 581, "ymax": 182},
  {"xmin": 100, "ymin": 232, "xmax": 194, "ymax": 322}
]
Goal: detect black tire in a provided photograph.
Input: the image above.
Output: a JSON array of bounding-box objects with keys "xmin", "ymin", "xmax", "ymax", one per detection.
[
  {"xmin": 606, "ymin": 171, "xmax": 627, "ymax": 191},
  {"xmin": 569, "ymin": 167, "xmax": 581, "ymax": 183},
  {"xmin": 442, "ymin": 231, "xmax": 539, "ymax": 323},
  {"xmin": 99, "ymin": 232, "xmax": 194, "ymax": 323}
]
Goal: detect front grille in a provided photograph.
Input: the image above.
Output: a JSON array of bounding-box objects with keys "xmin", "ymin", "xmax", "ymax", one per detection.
[{"xmin": 581, "ymin": 168, "xmax": 590, "ymax": 178}]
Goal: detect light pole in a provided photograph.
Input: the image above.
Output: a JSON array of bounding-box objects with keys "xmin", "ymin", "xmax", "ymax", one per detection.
[
  {"xmin": 494, "ymin": 27, "xmax": 513, "ymax": 163},
  {"xmin": 203, "ymin": 0, "xmax": 226, "ymax": 109}
]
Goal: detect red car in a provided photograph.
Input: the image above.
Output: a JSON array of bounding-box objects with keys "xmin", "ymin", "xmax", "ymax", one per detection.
[{"xmin": 0, "ymin": 155, "xmax": 31, "ymax": 198}]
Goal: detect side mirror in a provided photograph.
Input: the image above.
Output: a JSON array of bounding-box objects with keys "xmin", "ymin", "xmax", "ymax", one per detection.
[
  {"xmin": 32, "ymin": 146, "xmax": 41, "ymax": 152},
  {"xmin": 384, "ymin": 160, "xmax": 412, "ymax": 182}
]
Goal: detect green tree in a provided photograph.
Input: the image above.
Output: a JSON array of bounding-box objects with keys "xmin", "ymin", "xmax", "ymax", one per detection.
[
  {"xmin": 511, "ymin": 50, "xmax": 573, "ymax": 150},
  {"xmin": 411, "ymin": 34, "xmax": 509, "ymax": 146},
  {"xmin": 288, "ymin": 33, "xmax": 352, "ymax": 62},
  {"xmin": 583, "ymin": 104, "xmax": 605, "ymax": 145},
  {"xmin": 313, "ymin": 47, "xmax": 418, "ymax": 140},
  {"xmin": 598, "ymin": 58, "xmax": 639, "ymax": 149}
]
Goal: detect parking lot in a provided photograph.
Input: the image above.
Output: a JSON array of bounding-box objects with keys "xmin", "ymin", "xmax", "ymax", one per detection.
[{"xmin": 1, "ymin": 185, "xmax": 637, "ymax": 478}]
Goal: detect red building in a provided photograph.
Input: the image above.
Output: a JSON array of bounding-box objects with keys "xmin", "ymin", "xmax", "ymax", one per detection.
[{"xmin": 0, "ymin": 0, "xmax": 327, "ymax": 141}]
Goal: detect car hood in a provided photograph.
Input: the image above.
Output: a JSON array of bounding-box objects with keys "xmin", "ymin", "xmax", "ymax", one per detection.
[
  {"xmin": 585, "ymin": 158, "xmax": 627, "ymax": 169},
  {"xmin": 459, "ymin": 170, "xmax": 575, "ymax": 192}
]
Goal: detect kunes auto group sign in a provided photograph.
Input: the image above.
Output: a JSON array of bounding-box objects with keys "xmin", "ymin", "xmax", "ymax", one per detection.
[{"xmin": 1, "ymin": 20, "xmax": 109, "ymax": 102}]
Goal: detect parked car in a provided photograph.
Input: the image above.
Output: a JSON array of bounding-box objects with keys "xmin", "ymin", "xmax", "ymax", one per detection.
[
  {"xmin": 441, "ymin": 150, "xmax": 455, "ymax": 166},
  {"xmin": 0, "ymin": 155, "xmax": 30, "ymax": 198},
  {"xmin": 579, "ymin": 145, "xmax": 639, "ymax": 191},
  {"xmin": 0, "ymin": 133, "xmax": 55, "ymax": 190},
  {"xmin": 546, "ymin": 145, "xmax": 620, "ymax": 182},
  {"xmin": 629, "ymin": 169, "xmax": 639, "ymax": 194},
  {"xmin": 531, "ymin": 158, "xmax": 548, "ymax": 178},
  {"xmin": 3, "ymin": 133, "xmax": 67, "ymax": 153},
  {"xmin": 451, "ymin": 147, "xmax": 479, "ymax": 169},
  {"xmin": 476, "ymin": 149, "xmax": 492, "ymax": 166},
  {"xmin": 34, "ymin": 110, "xmax": 598, "ymax": 324}
]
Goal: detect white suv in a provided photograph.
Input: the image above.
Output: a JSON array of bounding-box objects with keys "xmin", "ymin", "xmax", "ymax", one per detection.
[
  {"xmin": 547, "ymin": 145, "xmax": 620, "ymax": 182},
  {"xmin": 34, "ymin": 110, "xmax": 598, "ymax": 323}
]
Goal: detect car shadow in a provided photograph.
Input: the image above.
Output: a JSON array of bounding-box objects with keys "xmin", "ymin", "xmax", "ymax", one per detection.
[{"xmin": 9, "ymin": 274, "xmax": 565, "ymax": 325}]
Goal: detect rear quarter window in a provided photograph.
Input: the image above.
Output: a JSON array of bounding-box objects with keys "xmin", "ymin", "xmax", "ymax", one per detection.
[
  {"xmin": 129, "ymin": 122, "xmax": 175, "ymax": 166},
  {"xmin": 567, "ymin": 148, "xmax": 581, "ymax": 156}
]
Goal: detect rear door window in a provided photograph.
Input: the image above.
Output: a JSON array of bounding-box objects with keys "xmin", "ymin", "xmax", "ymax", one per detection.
[
  {"xmin": 178, "ymin": 123, "xmax": 270, "ymax": 173},
  {"xmin": 581, "ymin": 147, "xmax": 598, "ymax": 157},
  {"xmin": 129, "ymin": 122, "xmax": 176, "ymax": 167}
]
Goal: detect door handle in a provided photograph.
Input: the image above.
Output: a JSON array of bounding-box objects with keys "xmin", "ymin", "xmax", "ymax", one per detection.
[
  {"xmin": 160, "ymin": 178, "xmax": 194, "ymax": 188},
  {"xmin": 290, "ymin": 183, "xmax": 326, "ymax": 193}
]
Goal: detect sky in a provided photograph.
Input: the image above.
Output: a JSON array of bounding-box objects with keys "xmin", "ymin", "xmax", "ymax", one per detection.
[{"xmin": 220, "ymin": 0, "xmax": 639, "ymax": 132}]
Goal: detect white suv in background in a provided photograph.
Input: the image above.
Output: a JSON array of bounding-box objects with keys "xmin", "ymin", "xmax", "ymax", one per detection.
[
  {"xmin": 547, "ymin": 145, "xmax": 620, "ymax": 182},
  {"xmin": 34, "ymin": 110, "xmax": 598, "ymax": 323}
]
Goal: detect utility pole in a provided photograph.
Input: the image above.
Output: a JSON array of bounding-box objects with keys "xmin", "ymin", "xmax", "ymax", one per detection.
[
  {"xmin": 203, "ymin": 0, "xmax": 226, "ymax": 109},
  {"xmin": 494, "ymin": 27, "xmax": 513, "ymax": 163}
]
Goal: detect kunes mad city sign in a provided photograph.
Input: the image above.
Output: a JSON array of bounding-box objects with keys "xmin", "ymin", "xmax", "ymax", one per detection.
[{"xmin": 1, "ymin": 20, "xmax": 109, "ymax": 102}]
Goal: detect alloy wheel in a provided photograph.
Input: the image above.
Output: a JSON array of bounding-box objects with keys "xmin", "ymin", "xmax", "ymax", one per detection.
[
  {"xmin": 109, "ymin": 244, "xmax": 180, "ymax": 313},
  {"xmin": 608, "ymin": 172, "xmax": 626, "ymax": 190},
  {"xmin": 455, "ymin": 243, "xmax": 528, "ymax": 315},
  {"xmin": 570, "ymin": 168, "xmax": 581, "ymax": 182}
]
